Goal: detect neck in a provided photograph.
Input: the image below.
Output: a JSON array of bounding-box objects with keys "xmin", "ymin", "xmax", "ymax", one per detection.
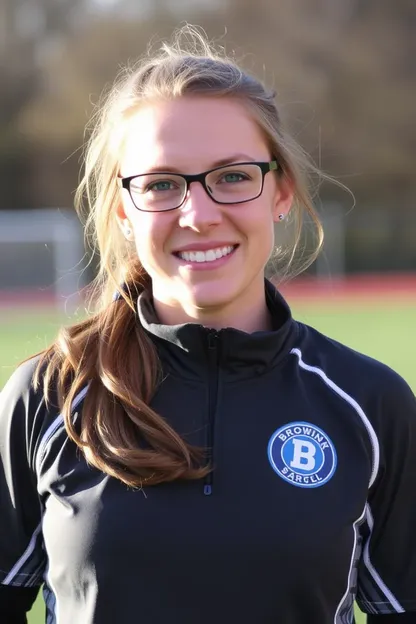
[{"xmin": 152, "ymin": 281, "xmax": 273, "ymax": 333}]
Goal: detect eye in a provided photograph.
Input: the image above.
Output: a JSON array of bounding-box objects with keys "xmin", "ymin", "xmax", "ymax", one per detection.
[
  {"xmin": 218, "ymin": 171, "xmax": 250, "ymax": 184},
  {"xmin": 145, "ymin": 180, "xmax": 178, "ymax": 192}
]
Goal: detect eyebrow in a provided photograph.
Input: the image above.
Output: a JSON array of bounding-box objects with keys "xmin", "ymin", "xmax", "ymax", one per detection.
[{"xmin": 143, "ymin": 153, "xmax": 259, "ymax": 174}]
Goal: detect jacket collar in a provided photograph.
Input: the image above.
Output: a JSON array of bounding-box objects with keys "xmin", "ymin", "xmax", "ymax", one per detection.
[{"xmin": 137, "ymin": 280, "xmax": 298, "ymax": 381}]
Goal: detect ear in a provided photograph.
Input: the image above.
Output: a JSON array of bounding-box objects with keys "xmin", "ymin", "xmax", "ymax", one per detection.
[
  {"xmin": 115, "ymin": 199, "xmax": 135, "ymax": 241},
  {"xmin": 272, "ymin": 174, "xmax": 294, "ymax": 223}
]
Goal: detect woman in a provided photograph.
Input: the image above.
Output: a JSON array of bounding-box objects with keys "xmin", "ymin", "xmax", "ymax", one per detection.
[{"xmin": 1, "ymin": 27, "xmax": 415, "ymax": 624}]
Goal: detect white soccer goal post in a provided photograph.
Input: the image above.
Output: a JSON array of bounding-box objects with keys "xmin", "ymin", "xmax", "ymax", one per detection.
[{"xmin": 0, "ymin": 209, "xmax": 87, "ymax": 310}]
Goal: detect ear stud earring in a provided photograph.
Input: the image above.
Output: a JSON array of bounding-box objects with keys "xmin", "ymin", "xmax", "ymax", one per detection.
[{"xmin": 278, "ymin": 214, "xmax": 285, "ymax": 221}]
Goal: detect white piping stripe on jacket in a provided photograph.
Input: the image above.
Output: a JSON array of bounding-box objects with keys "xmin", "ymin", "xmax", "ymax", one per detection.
[
  {"xmin": 3, "ymin": 386, "xmax": 89, "ymax": 587},
  {"xmin": 2, "ymin": 522, "xmax": 43, "ymax": 585},
  {"xmin": 362, "ymin": 504, "xmax": 404, "ymax": 612},
  {"xmin": 333, "ymin": 506, "xmax": 366, "ymax": 623},
  {"xmin": 290, "ymin": 348, "xmax": 379, "ymax": 488},
  {"xmin": 35, "ymin": 385, "xmax": 89, "ymax": 478},
  {"xmin": 291, "ymin": 348, "xmax": 403, "ymax": 613}
]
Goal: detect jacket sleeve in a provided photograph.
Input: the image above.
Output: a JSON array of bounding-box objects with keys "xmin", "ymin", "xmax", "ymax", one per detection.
[
  {"xmin": 356, "ymin": 370, "xmax": 416, "ymax": 616},
  {"xmin": 0, "ymin": 358, "xmax": 47, "ymax": 620},
  {"xmin": 367, "ymin": 614, "xmax": 416, "ymax": 623}
]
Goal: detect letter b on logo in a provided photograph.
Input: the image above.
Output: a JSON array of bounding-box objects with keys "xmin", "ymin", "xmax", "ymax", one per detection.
[
  {"xmin": 290, "ymin": 439, "xmax": 316, "ymax": 471},
  {"xmin": 268, "ymin": 422, "xmax": 337, "ymax": 488}
]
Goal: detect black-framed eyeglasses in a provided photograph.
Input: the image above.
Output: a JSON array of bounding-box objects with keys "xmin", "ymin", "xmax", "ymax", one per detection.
[{"xmin": 118, "ymin": 160, "xmax": 281, "ymax": 213}]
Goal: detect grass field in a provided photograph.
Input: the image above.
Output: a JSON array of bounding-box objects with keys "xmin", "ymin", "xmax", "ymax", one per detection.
[{"xmin": 1, "ymin": 296, "xmax": 415, "ymax": 624}]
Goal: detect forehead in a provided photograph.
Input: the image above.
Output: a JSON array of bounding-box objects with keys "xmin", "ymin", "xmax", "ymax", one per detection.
[{"xmin": 119, "ymin": 97, "xmax": 269, "ymax": 175}]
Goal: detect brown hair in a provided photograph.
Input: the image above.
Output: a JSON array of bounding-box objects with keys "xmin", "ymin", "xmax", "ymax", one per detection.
[{"xmin": 35, "ymin": 25, "xmax": 326, "ymax": 487}]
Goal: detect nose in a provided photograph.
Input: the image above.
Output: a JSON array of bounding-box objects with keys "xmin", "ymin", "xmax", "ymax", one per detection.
[{"xmin": 178, "ymin": 181, "xmax": 223, "ymax": 233}]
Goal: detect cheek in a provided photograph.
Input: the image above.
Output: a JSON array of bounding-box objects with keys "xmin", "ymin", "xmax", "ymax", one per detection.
[
  {"xmin": 238, "ymin": 198, "xmax": 276, "ymax": 237},
  {"xmin": 132, "ymin": 214, "xmax": 173, "ymax": 267},
  {"xmin": 244, "ymin": 200, "xmax": 276, "ymax": 260}
]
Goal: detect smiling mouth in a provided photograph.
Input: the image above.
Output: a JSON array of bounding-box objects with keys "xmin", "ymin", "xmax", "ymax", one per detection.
[{"xmin": 174, "ymin": 245, "xmax": 238, "ymax": 263}]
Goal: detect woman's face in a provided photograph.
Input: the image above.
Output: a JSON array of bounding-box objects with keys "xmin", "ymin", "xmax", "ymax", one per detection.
[{"xmin": 117, "ymin": 96, "xmax": 293, "ymax": 322}]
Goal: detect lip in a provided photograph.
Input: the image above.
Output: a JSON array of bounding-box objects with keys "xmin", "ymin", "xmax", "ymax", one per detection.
[{"xmin": 172, "ymin": 241, "xmax": 239, "ymax": 253}]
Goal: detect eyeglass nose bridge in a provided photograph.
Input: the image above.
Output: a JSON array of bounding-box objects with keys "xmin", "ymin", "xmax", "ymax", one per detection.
[{"xmin": 181, "ymin": 171, "xmax": 215, "ymax": 203}]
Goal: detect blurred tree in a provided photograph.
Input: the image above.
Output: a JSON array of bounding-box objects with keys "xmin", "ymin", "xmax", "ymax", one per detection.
[
  {"xmin": 2, "ymin": 0, "xmax": 415, "ymax": 231},
  {"xmin": 224, "ymin": 0, "xmax": 416, "ymax": 204},
  {"xmin": 0, "ymin": 0, "xmax": 87, "ymax": 207}
]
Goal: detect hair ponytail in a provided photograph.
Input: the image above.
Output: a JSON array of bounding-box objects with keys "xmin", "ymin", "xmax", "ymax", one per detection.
[{"xmin": 36, "ymin": 266, "xmax": 209, "ymax": 487}]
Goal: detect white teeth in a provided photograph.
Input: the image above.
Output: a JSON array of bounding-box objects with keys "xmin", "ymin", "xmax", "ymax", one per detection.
[
  {"xmin": 178, "ymin": 245, "xmax": 235, "ymax": 263},
  {"xmin": 195, "ymin": 251, "xmax": 205, "ymax": 263},
  {"xmin": 205, "ymin": 250, "xmax": 217, "ymax": 262}
]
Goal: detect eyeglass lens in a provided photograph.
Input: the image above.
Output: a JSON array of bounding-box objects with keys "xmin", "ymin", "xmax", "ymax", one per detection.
[{"xmin": 128, "ymin": 163, "xmax": 264, "ymax": 211}]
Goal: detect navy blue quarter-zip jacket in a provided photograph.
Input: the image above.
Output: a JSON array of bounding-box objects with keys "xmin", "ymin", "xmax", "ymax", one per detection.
[{"xmin": 1, "ymin": 281, "xmax": 416, "ymax": 623}]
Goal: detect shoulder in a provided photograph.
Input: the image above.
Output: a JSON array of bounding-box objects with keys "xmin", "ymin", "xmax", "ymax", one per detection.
[
  {"xmin": 294, "ymin": 321, "xmax": 415, "ymax": 428},
  {"xmin": 0, "ymin": 354, "xmax": 60, "ymax": 470},
  {"xmin": 1, "ymin": 354, "xmax": 45, "ymax": 403},
  {"xmin": 295, "ymin": 321, "xmax": 411, "ymax": 390}
]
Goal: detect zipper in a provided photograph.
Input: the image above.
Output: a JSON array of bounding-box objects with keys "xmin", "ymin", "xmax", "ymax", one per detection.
[{"xmin": 203, "ymin": 329, "xmax": 220, "ymax": 496}]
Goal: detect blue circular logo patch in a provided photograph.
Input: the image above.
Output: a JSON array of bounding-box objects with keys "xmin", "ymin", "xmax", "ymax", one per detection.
[{"xmin": 267, "ymin": 421, "xmax": 337, "ymax": 488}]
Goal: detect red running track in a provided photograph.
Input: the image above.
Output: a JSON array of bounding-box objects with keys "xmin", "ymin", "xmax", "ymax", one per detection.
[
  {"xmin": 279, "ymin": 273, "xmax": 416, "ymax": 303},
  {"xmin": 0, "ymin": 274, "xmax": 415, "ymax": 309}
]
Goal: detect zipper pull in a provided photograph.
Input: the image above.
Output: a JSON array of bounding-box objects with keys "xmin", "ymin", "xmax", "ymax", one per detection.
[{"xmin": 204, "ymin": 471, "xmax": 213, "ymax": 496}]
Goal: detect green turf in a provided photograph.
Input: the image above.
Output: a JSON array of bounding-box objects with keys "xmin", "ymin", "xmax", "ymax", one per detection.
[{"xmin": 1, "ymin": 299, "xmax": 414, "ymax": 624}]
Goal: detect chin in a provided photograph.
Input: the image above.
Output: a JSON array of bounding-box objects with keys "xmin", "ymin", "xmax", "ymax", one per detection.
[{"xmin": 184, "ymin": 281, "xmax": 241, "ymax": 311}]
